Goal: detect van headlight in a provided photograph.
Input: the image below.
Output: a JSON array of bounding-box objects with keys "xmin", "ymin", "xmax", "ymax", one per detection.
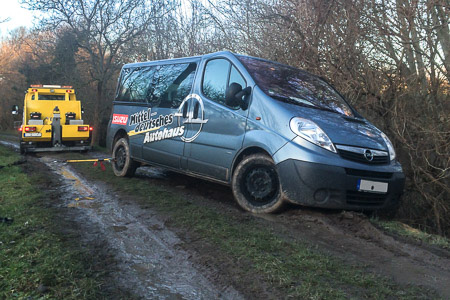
[
  {"xmin": 290, "ymin": 117, "xmax": 336, "ymax": 153},
  {"xmin": 380, "ymin": 131, "xmax": 396, "ymax": 161}
]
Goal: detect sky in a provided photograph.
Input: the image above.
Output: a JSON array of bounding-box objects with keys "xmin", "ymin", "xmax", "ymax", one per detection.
[{"xmin": 0, "ymin": 0, "xmax": 36, "ymax": 38}]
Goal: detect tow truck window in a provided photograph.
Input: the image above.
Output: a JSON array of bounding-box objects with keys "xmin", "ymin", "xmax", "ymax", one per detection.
[{"xmin": 31, "ymin": 94, "xmax": 66, "ymax": 100}]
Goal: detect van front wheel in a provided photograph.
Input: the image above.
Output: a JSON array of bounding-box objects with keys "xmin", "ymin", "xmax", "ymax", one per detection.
[
  {"xmin": 232, "ymin": 154, "xmax": 284, "ymax": 213},
  {"xmin": 112, "ymin": 138, "xmax": 138, "ymax": 177}
]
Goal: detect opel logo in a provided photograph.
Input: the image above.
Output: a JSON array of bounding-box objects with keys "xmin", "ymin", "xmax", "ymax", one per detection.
[
  {"xmin": 364, "ymin": 149, "xmax": 374, "ymax": 161},
  {"xmin": 175, "ymin": 93, "xmax": 208, "ymax": 143}
]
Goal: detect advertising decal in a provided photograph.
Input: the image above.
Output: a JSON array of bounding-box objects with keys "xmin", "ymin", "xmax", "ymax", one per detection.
[{"xmin": 124, "ymin": 94, "xmax": 208, "ymax": 144}]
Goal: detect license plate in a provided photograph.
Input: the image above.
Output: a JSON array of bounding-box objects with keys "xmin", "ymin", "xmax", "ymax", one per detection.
[
  {"xmin": 24, "ymin": 133, "xmax": 42, "ymax": 137},
  {"xmin": 357, "ymin": 179, "xmax": 388, "ymax": 193}
]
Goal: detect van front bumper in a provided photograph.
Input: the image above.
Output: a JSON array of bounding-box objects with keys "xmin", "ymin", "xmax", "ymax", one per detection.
[{"xmin": 277, "ymin": 159, "xmax": 405, "ymax": 210}]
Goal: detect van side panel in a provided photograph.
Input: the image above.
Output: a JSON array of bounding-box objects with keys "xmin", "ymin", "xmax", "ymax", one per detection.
[
  {"xmin": 242, "ymin": 87, "xmax": 294, "ymax": 163},
  {"xmin": 184, "ymin": 98, "xmax": 247, "ymax": 180},
  {"xmin": 183, "ymin": 55, "xmax": 249, "ymax": 181},
  {"xmin": 108, "ymin": 104, "xmax": 147, "ymax": 159}
]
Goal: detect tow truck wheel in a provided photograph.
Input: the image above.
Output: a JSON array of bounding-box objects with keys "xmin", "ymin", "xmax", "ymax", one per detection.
[
  {"xmin": 232, "ymin": 154, "xmax": 285, "ymax": 213},
  {"xmin": 112, "ymin": 138, "xmax": 138, "ymax": 177}
]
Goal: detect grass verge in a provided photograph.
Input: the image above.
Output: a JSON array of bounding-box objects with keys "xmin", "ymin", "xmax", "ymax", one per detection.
[
  {"xmin": 72, "ymin": 160, "xmax": 438, "ymax": 299},
  {"xmin": 0, "ymin": 146, "xmax": 105, "ymax": 299},
  {"xmin": 372, "ymin": 219, "xmax": 449, "ymax": 250}
]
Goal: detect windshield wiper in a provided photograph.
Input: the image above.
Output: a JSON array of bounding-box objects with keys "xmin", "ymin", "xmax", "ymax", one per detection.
[{"xmin": 269, "ymin": 94, "xmax": 339, "ymax": 114}]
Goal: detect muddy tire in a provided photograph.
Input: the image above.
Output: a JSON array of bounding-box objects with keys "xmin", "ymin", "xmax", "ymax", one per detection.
[
  {"xmin": 112, "ymin": 138, "xmax": 138, "ymax": 177},
  {"xmin": 231, "ymin": 154, "xmax": 284, "ymax": 213}
]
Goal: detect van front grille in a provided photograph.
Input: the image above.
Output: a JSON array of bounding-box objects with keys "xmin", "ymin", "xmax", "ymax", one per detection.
[
  {"xmin": 336, "ymin": 145, "xmax": 389, "ymax": 165},
  {"xmin": 346, "ymin": 190, "xmax": 386, "ymax": 207}
]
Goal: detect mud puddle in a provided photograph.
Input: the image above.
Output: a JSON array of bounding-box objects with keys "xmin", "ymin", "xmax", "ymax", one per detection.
[
  {"xmin": 37, "ymin": 156, "xmax": 242, "ymax": 299},
  {"xmin": 0, "ymin": 140, "xmax": 19, "ymax": 150}
]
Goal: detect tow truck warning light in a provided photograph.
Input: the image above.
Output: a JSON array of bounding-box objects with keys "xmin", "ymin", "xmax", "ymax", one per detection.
[{"xmin": 25, "ymin": 126, "xmax": 36, "ymax": 132}]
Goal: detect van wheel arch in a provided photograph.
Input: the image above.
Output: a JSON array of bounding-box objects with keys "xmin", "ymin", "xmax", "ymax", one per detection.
[
  {"xmin": 112, "ymin": 129, "xmax": 128, "ymax": 152},
  {"xmin": 231, "ymin": 147, "xmax": 272, "ymax": 180}
]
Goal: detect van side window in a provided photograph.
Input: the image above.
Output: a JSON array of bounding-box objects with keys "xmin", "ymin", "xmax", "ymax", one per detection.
[
  {"xmin": 202, "ymin": 59, "xmax": 246, "ymax": 108},
  {"xmin": 202, "ymin": 59, "xmax": 230, "ymax": 105},
  {"xmin": 153, "ymin": 62, "xmax": 197, "ymax": 108},
  {"xmin": 229, "ymin": 66, "xmax": 246, "ymax": 90},
  {"xmin": 115, "ymin": 62, "xmax": 197, "ymax": 106},
  {"xmin": 116, "ymin": 67, "xmax": 155, "ymax": 103}
]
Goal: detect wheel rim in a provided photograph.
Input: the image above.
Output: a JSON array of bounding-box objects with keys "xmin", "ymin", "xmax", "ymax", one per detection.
[
  {"xmin": 115, "ymin": 145, "xmax": 127, "ymax": 171},
  {"xmin": 242, "ymin": 165, "xmax": 279, "ymax": 206}
]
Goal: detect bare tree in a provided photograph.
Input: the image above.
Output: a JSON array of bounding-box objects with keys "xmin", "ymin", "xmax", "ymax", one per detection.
[
  {"xmin": 4, "ymin": 0, "xmax": 448, "ymax": 235},
  {"xmin": 21, "ymin": 0, "xmax": 171, "ymax": 143}
]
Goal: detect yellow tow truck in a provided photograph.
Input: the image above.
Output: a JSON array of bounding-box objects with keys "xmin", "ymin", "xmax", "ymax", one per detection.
[{"xmin": 12, "ymin": 85, "xmax": 92, "ymax": 154}]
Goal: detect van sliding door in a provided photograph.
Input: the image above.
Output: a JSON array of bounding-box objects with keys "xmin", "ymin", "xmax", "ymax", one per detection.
[{"xmin": 141, "ymin": 62, "xmax": 197, "ymax": 169}]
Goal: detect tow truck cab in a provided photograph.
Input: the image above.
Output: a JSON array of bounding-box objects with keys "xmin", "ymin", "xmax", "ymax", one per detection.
[{"xmin": 13, "ymin": 85, "xmax": 92, "ymax": 153}]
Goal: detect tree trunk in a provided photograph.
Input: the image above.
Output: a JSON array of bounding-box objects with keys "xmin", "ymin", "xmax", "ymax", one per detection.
[
  {"xmin": 396, "ymin": 0, "xmax": 417, "ymax": 82},
  {"xmin": 91, "ymin": 80, "xmax": 103, "ymax": 145},
  {"xmin": 433, "ymin": 4, "xmax": 450, "ymax": 81}
]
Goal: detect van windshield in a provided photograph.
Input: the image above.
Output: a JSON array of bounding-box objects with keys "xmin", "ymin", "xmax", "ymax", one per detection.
[{"xmin": 238, "ymin": 57, "xmax": 354, "ymax": 117}]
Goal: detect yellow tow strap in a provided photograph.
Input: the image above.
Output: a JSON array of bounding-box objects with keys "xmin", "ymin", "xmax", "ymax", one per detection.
[{"xmin": 65, "ymin": 158, "xmax": 114, "ymax": 163}]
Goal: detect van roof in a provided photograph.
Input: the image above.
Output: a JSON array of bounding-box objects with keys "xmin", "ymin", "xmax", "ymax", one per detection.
[
  {"xmin": 121, "ymin": 51, "xmax": 307, "ymax": 73},
  {"xmin": 122, "ymin": 51, "xmax": 238, "ymax": 68}
]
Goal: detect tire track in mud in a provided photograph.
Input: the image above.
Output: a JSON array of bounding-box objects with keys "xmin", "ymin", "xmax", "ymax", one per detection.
[
  {"xmin": 258, "ymin": 210, "xmax": 450, "ymax": 298},
  {"xmin": 0, "ymin": 141, "xmax": 241, "ymax": 299},
  {"xmin": 38, "ymin": 157, "xmax": 242, "ymax": 300}
]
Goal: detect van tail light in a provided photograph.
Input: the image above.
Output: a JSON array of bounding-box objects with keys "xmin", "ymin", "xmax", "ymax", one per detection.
[
  {"xmin": 89, "ymin": 126, "xmax": 93, "ymax": 131},
  {"xmin": 78, "ymin": 126, "xmax": 89, "ymax": 131},
  {"xmin": 25, "ymin": 126, "xmax": 36, "ymax": 132},
  {"xmin": 19, "ymin": 126, "xmax": 23, "ymax": 132}
]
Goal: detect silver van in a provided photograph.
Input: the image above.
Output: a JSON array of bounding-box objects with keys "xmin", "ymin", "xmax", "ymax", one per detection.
[{"xmin": 106, "ymin": 51, "xmax": 405, "ymax": 213}]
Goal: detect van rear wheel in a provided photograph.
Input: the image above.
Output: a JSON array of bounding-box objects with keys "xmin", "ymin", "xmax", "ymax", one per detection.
[
  {"xmin": 232, "ymin": 154, "xmax": 284, "ymax": 213},
  {"xmin": 112, "ymin": 138, "xmax": 138, "ymax": 177}
]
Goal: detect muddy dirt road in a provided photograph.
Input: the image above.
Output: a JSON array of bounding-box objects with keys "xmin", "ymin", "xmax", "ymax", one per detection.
[
  {"xmin": 1, "ymin": 137, "xmax": 450, "ymax": 299},
  {"xmin": 1, "ymin": 140, "xmax": 242, "ymax": 299}
]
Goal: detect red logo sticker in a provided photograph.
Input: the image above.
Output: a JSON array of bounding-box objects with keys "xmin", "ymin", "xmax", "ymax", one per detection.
[{"xmin": 112, "ymin": 114, "xmax": 129, "ymax": 125}]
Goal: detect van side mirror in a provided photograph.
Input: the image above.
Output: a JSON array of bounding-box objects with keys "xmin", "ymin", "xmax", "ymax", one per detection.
[
  {"xmin": 11, "ymin": 105, "xmax": 19, "ymax": 115},
  {"xmin": 225, "ymin": 83, "xmax": 251, "ymax": 110}
]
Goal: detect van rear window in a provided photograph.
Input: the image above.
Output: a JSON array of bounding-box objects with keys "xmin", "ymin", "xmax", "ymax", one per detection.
[
  {"xmin": 238, "ymin": 57, "xmax": 354, "ymax": 116},
  {"xmin": 116, "ymin": 62, "xmax": 197, "ymax": 108}
]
